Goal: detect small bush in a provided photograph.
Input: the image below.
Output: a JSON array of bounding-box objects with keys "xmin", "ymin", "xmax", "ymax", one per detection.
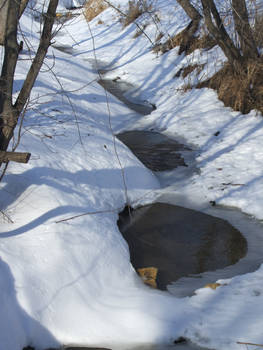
[
  {"xmin": 84, "ymin": 0, "xmax": 108, "ymax": 22},
  {"xmin": 121, "ymin": 0, "xmax": 152, "ymax": 27}
]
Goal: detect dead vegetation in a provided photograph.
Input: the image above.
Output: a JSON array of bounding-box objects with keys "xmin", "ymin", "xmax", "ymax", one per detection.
[
  {"xmin": 133, "ymin": 23, "xmax": 148, "ymax": 38},
  {"xmin": 120, "ymin": 0, "xmax": 152, "ymax": 27},
  {"xmin": 82, "ymin": 0, "xmax": 263, "ymax": 117},
  {"xmin": 174, "ymin": 63, "xmax": 205, "ymax": 78},
  {"xmin": 153, "ymin": 26, "xmax": 216, "ymax": 55},
  {"xmin": 84, "ymin": 0, "xmax": 108, "ymax": 22},
  {"xmin": 253, "ymin": 13, "xmax": 263, "ymax": 48},
  {"xmin": 198, "ymin": 59, "xmax": 263, "ymax": 114}
]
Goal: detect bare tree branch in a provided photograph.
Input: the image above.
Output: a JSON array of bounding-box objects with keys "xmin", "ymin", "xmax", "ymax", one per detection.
[{"xmin": 15, "ymin": 0, "xmax": 59, "ymax": 115}]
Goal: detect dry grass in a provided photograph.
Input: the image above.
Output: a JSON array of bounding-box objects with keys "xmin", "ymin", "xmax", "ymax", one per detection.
[
  {"xmin": 133, "ymin": 23, "xmax": 148, "ymax": 38},
  {"xmin": 55, "ymin": 11, "xmax": 74, "ymax": 24},
  {"xmin": 84, "ymin": 0, "xmax": 108, "ymax": 22},
  {"xmin": 120, "ymin": 0, "xmax": 152, "ymax": 27},
  {"xmin": 153, "ymin": 29, "xmax": 216, "ymax": 55},
  {"xmin": 253, "ymin": 13, "xmax": 263, "ymax": 48},
  {"xmin": 187, "ymin": 34, "xmax": 216, "ymax": 54},
  {"xmin": 174, "ymin": 64, "xmax": 205, "ymax": 78},
  {"xmin": 152, "ymin": 32, "xmax": 183, "ymax": 54},
  {"xmin": 198, "ymin": 59, "xmax": 263, "ymax": 114}
]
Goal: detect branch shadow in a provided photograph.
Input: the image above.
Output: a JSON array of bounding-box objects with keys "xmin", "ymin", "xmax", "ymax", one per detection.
[
  {"xmin": 0, "ymin": 257, "xmax": 59, "ymax": 350},
  {"xmin": 0, "ymin": 163, "xmax": 155, "ymax": 237}
]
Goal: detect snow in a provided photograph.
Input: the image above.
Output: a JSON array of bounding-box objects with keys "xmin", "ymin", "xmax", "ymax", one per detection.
[{"xmin": 1, "ymin": 1, "xmax": 263, "ymax": 350}]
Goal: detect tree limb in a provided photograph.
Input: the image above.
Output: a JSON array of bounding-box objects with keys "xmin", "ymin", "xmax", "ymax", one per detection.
[
  {"xmin": 15, "ymin": 0, "xmax": 59, "ymax": 116},
  {"xmin": 232, "ymin": 0, "xmax": 259, "ymax": 59}
]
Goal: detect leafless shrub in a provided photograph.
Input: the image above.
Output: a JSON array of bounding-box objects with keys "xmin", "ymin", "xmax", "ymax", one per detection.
[{"xmin": 120, "ymin": 0, "xmax": 152, "ymax": 27}]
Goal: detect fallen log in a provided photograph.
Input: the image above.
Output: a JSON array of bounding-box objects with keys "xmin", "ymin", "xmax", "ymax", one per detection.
[{"xmin": 0, "ymin": 151, "xmax": 31, "ymax": 163}]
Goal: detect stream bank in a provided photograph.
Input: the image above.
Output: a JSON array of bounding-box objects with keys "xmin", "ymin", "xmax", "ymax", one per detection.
[{"xmin": 97, "ymin": 64, "xmax": 263, "ymax": 298}]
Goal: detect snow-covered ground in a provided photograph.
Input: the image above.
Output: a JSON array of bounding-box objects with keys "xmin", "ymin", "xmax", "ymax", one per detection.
[{"xmin": 1, "ymin": 1, "xmax": 263, "ymax": 350}]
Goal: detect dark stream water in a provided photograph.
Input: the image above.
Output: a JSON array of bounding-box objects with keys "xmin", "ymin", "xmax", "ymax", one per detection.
[
  {"xmin": 117, "ymin": 131, "xmax": 189, "ymax": 171},
  {"xmin": 98, "ymin": 79, "xmax": 156, "ymax": 115},
  {"xmin": 118, "ymin": 202, "xmax": 247, "ymax": 291}
]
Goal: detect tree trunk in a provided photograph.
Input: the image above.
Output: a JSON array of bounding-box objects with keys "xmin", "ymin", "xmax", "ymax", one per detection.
[
  {"xmin": 19, "ymin": 0, "xmax": 29, "ymax": 18},
  {"xmin": 201, "ymin": 0, "xmax": 242, "ymax": 66},
  {"xmin": 176, "ymin": 0, "xmax": 202, "ymax": 54},
  {"xmin": 0, "ymin": 0, "xmax": 20, "ymax": 151},
  {"xmin": 176, "ymin": 0, "xmax": 202, "ymax": 21},
  {"xmin": 232, "ymin": 0, "xmax": 259, "ymax": 59},
  {"xmin": 15, "ymin": 0, "xmax": 59, "ymax": 115}
]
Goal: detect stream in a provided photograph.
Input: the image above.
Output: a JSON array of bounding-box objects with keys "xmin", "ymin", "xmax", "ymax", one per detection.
[
  {"xmin": 45, "ymin": 53, "xmax": 263, "ymax": 350},
  {"xmin": 95, "ymin": 63, "xmax": 263, "ymax": 350},
  {"xmin": 94, "ymin": 64, "xmax": 263, "ymax": 295}
]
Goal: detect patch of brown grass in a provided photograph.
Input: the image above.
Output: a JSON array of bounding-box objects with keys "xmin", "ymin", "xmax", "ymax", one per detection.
[
  {"xmin": 152, "ymin": 32, "xmax": 183, "ymax": 54},
  {"xmin": 84, "ymin": 0, "xmax": 108, "ymax": 22},
  {"xmin": 121, "ymin": 0, "xmax": 152, "ymax": 27},
  {"xmin": 198, "ymin": 59, "xmax": 263, "ymax": 114},
  {"xmin": 174, "ymin": 64, "xmax": 205, "ymax": 78},
  {"xmin": 187, "ymin": 34, "xmax": 216, "ymax": 54},
  {"xmin": 152, "ymin": 29, "xmax": 216, "ymax": 55}
]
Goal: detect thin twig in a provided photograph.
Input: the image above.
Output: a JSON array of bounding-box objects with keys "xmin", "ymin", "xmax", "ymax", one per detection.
[
  {"xmin": 0, "ymin": 209, "xmax": 14, "ymax": 223},
  {"xmin": 237, "ymin": 342, "xmax": 263, "ymax": 348},
  {"xmin": 55, "ymin": 207, "xmax": 123, "ymax": 223}
]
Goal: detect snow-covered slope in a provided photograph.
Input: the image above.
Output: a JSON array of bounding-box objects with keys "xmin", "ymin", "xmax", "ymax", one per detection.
[{"xmin": 1, "ymin": 1, "xmax": 263, "ymax": 350}]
